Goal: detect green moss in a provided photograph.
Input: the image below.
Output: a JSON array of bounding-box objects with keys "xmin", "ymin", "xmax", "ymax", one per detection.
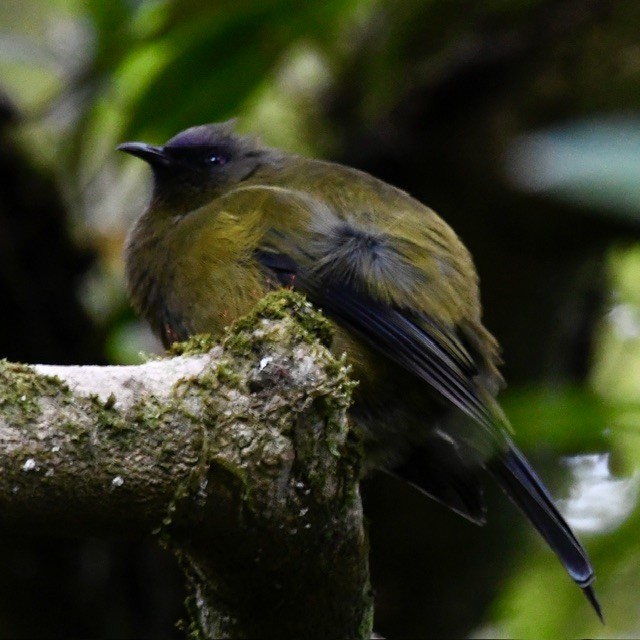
[
  {"xmin": 179, "ymin": 593, "xmax": 206, "ymax": 640},
  {"xmin": 169, "ymin": 333, "xmax": 219, "ymax": 357},
  {"xmin": 62, "ymin": 422, "xmax": 92, "ymax": 445},
  {"xmin": 226, "ymin": 290, "xmax": 334, "ymax": 350},
  {"xmin": 357, "ymin": 585, "xmax": 375, "ymax": 639},
  {"xmin": 89, "ymin": 393, "xmax": 128, "ymax": 432},
  {"xmin": 324, "ymin": 355, "xmax": 358, "ymax": 401},
  {"xmin": 138, "ymin": 397, "xmax": 171, "ymax": 427},
  {"xmin": 223, "ymin": 331, "xmax": 254, "ymax": 356},
  {"xmin": 104, "ymin": 393, "xmax": 117, "ymax": 410},
  {"xmin": 156, "ymin": 291, "xmax": 334, "ymax": 362},
  {"xmin": 0, "ymin": 360, "xmax": 70, "ymax": 425},
  {"xmin": 214, "ymin": 362, "xmax": 243, "ymax": 388}
]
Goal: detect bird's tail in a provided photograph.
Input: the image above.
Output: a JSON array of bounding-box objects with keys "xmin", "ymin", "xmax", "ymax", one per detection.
[{"xmin": 488, "ymin": 443, "xmax": 603, "ymax": 622}]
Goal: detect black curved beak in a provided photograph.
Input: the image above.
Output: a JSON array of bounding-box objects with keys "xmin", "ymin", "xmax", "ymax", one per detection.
[{"xmin": 117, "ymin": 142, "xmax": 169, "ymax": 166}]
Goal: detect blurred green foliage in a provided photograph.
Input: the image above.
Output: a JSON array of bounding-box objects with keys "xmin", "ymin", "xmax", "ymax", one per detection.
[{"xmin": 1, "ymin": 1, "xmax": 640, "ymax": 638}]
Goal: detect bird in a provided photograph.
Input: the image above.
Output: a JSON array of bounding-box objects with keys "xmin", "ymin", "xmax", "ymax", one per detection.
[{"xmin": 119, "ymin": 120, "xmax": 601, "ymax": 620}]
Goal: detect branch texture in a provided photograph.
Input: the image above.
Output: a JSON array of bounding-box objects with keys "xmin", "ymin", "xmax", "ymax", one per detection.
[{"xmin": 0, "ymin": 291, "xmax": 372, "ymax": 640}]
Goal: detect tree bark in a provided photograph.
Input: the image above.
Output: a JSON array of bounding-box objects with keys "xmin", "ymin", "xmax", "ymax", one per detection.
[{"xmin": 0, "ymin": 291, "xmax": 372, "ymax": 640}]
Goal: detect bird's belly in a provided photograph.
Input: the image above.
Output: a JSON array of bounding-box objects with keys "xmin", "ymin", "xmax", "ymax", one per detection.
[{"xmin": 169, "ymin": 260, "xmax": 272, "ymax": 339}]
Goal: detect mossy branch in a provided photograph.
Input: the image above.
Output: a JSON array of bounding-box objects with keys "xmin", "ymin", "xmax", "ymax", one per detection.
[{"xmin": 0, "ymin": 291, "xmax": 373, "ymax": 640}]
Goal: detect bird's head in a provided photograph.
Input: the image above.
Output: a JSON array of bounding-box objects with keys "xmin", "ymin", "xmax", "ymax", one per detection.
[{"xmin": 118, "ymin": 120, "xmax": 268, "ymax": 214}]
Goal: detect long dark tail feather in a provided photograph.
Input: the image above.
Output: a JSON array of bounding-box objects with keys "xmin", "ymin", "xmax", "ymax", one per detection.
[{"xmin": 488, "ymin": 444, "xmax": 603, "ymax": 622}]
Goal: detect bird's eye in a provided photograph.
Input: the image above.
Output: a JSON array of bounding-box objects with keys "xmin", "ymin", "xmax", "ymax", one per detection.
[{"xmin": 207, "ymin": 153, "xmax": 227, "ymax": 166}]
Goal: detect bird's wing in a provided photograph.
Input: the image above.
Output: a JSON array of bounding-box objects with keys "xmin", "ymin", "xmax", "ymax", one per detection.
[
  {"xmin": 205, "ymin": 182, "xmax": 505, "ymax": 431},
  {"xmin": 252, "ymin": 231, "xmax": 503, "ymax": 437},
  {"xmin": 179, "ymin": 184, "xmax": 485, "ymax": 426}
]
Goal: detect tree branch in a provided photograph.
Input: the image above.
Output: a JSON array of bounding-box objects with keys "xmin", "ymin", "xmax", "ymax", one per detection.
[{"xmin": 0, "ymin": 291, "xmax": 372, "ymax": 640}]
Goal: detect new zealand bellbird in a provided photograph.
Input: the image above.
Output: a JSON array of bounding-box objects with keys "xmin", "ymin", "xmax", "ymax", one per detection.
[{"xmin": 119, "ymin": 121, "xmax": 601, "ymax": 618}]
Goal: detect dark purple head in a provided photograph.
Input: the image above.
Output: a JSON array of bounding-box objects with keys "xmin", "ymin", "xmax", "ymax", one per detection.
[{"xmin": 118, "ymin": 120, "xmax": 267, "ymax": 212}]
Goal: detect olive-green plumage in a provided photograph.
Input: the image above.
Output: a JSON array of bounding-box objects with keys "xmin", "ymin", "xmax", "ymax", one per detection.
[{"xmin": 120, "ymin": 121, "xmax": 601, "ymax": 618}]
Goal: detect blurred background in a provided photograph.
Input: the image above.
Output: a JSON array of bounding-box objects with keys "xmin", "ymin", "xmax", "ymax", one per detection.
[{"xmin": 1, "ymin": 0, "xmax": 640, "ymax": 637}]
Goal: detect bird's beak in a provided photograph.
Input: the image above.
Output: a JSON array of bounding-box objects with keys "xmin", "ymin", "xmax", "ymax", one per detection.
[{"xmin": 117, "ymin": 142, "xmax": 169, "ymax": 166}]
